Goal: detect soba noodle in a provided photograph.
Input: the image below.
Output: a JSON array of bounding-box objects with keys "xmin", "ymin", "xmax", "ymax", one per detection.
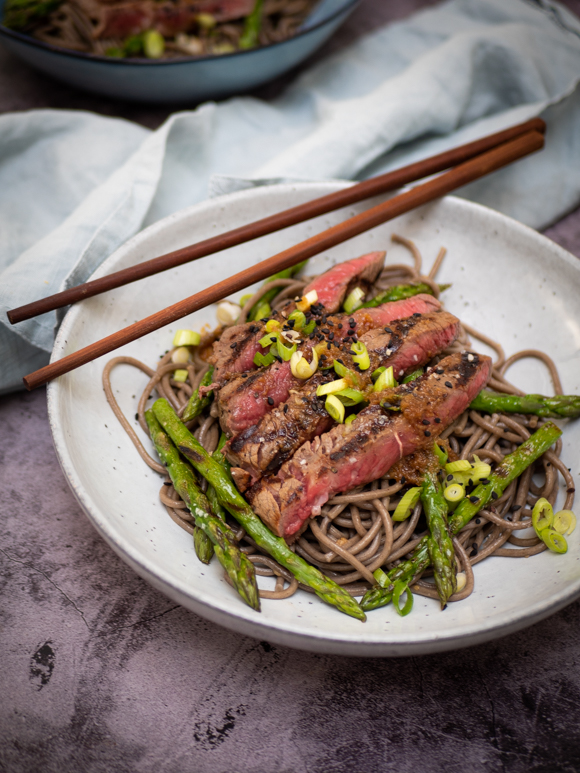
[{"xmin": 103, "ymin": 235, "xmax": 576, "ymax": 605}]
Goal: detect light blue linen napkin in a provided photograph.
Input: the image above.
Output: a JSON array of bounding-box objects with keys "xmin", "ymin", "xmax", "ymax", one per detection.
[{"xmin": 1, "ymin": 0, "xmax": 580, "ymax": 394}]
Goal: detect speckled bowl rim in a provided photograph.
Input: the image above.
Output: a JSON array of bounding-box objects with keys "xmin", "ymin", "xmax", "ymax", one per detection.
[
  {"xmin": 0, "ymin": 0, "xmax": 359, "ymax": 65},
  {"xmin": 47, "ymin": 183, "xmax": 580, "ymax": 656}
]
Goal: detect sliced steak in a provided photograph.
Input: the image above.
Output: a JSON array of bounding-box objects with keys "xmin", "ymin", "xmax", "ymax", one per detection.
[
  {"xmin": 248, "ymin": 351, "xmax": 492, "ymax": 538},
  {"xmin": 210, "ymin": 251, "xmax": 388, "ymax": 385},
  {"xmin": 216, "ymin": 293, "xmax": 442, "ymax": 433},
  {"xmin": 301, "ymin": 251, "xmax": 385, "ymax": 312},
  {"xmin": 226, "ymin": 311, "xmax": 460, "ymax": 482}
]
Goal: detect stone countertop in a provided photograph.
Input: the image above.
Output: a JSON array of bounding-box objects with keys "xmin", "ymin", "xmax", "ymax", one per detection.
[{"xmin": 2, "ymin": 2, "xmax": 580, "ymax": 771}]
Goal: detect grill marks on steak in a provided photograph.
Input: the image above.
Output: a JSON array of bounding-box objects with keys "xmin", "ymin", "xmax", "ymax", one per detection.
[
  {"xmin": 215, "ymin": 294, "xmax": 442, "ymax": 434},
  {"xmin": 225, "ymin": 311, "xmax": 460, "ymax": 483},
  {"xmin": 247, "ymin": 352, "xmax": 492, "ymax": 538}
]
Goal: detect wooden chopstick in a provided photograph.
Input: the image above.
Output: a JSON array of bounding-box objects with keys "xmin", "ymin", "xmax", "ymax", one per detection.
[
  {"xmin": 8, "ymin": 117, "xmax": 545, "ymax": 326},
  {"xmin": 23, "ymin": 128, "xmax": 545, "ymax": 391}
]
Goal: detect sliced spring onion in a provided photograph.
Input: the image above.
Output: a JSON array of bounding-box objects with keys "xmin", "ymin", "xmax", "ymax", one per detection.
[
  {"xmin": 316, "ymin": 378, "xmax": 349, "ymax": 397},
  {"xmin": 239, "ymin": 293, "xmax": 254, "ymax": 307},
  {"xmin": 444, "ymin": 483, "xmax": 465, "ymax": 503},
  {"xmin": 265, "ymin": 319, "xmax": 280, "ymax": 333},
  {"xmin": 287, "ymin": 310, "xmax": 306, "ymax": 330},
  {"xmin": 433, "ymin": 442, "xmax": 448, "ymax": 467},
  {"xmin": 296, "ymin": 289, "xmax": 318, "ymax": 312},
  {"xmin": 392, "ymin": 487, "xmax": 422, "ymax": 521},
  {"xmin": 253, "ymin": 351, "xmax": 276, "ymax": 368},
  {"xmin": 333, "ymin": 359, "xmax": 360, "ymax": 386},
  {"xmin": 276, "ymin": 338, "xmax": 297, "ymax": 362},
  {"xmin": 445, "ymin": 459, "xmax": 472, "ymax": 474},
  {"xmin": 171, "ymin": 346, "xmax": 191, "ymax": 365},
  {"xmin": 325, "ymin": 395, "xmax": 345, "ymax": 423},
  {"xmin": 216, "ymin": 301, "xmax": 240, "ymax": 326},
  {"xmin": 392, "ymin": 581, "xmax": 414, "ymax": 616},
  {"xmin": 334, "ymin": 388, "xmax": 365, "ymax": 407},
  {"xmin": 173, "ymin": 329, "xmax": 201, "ymax": 347},
  {"xmin": 540, "ymin": 528, "xmax": 568, "ymax": 554},
  {"xmin": 373, "ymin": 567, "xmax": 390, "ymax": 588},
  {"xmin": 302, "ymin": 319, "xmax": 316, "ymax": 336},
  {"xmin": 351, "ymin": 341, "xmax": 370, "ymax": 371},
  {"xmin": 470, "ymin": 461, "xmax": 492, "ymax": 481},
  {"xmin": 258, "ymin": 332, "xmax": 278, "ymax": 348},
  {"xmin": 254, "ymin": 301, "xmax": 271, "ymax": 320},
  {"xmin": 402, "ymin": 368, "xmax": 423, "ymax": 384},
  {"xmin": 343, "ymin": 287, "xmax": 365, "ymax": 314},
  {"xmin": 553, "ymin": 510, "xmax": 577, "ymax": 535},
  {"xmin": 456, "ymin": 572, "xmax": 467, "ymax": 592},
  {"xmin": 290, "ymin": 349, "xmax": 319, "ymax": 379},
  {"xmin": 172, "ymin": 369, "xmax": 189, "ymax": 383},
  {"xmin": 373, "ymin": 365, "xmax": 396, "ymax": 392},
  {"xmin": 345, "ymin": 414, "xmax": 357, "ymax": 425},
  {"xmin": 533, "ymin": 497, "xmax": 554, "ymax": 535},
  {"xmin": 143, "ymin": 29, "xmax": 165, "ymax": 58},
  {"xmin": 372, "ymin": 366, "xmax": 386, "ymax": 382}
]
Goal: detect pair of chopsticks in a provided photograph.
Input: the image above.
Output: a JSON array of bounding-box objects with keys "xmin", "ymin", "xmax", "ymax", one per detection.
[{"xmin": 13, "ymin": 117, "xmax": 545, "ymax": 391}]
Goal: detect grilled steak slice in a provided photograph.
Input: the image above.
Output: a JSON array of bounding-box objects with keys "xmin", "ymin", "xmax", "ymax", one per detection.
[
  {"xmin": 226, "ymin": 311, "xmax": 460, "ymax": 483},
  {"xmin": 301, "ymin": 250, "xmax": 385, "ymax": 312},
  {"xmin": 216, "ymin": 294, "xmax": 442, "ymax": 434},
  {"xmin": 210, "ymin": 251, "xmax": 386, "ymax": 385},
  {"xmin": 248, "ymin": 351, "xmax": 492, "ymax": 538}
]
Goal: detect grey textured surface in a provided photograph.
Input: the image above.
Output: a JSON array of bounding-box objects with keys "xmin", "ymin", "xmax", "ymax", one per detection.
[{"xmin": 2, "ymin": 1, "xmax": 580, "ymax": 771}]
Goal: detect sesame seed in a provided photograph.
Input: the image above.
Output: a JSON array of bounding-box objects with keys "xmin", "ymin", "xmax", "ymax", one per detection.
[
  {"xmin": 475, "ymin": 518, "xmax": 481, "ymax": 524},
  {"xmin": 328, "ymin": 332, "xmax": 334, "ymax": 341},
  {"xmin": 469, "ymin": 495, "xmax": 479, "ymax": 503},
  {"xmin": 384, "ymin": 327, "xmax": 392, "ymax": 333},
  {"xmin": 445, "ymin": 381, "xmax": 453, "ymax": 388},
  {"xmin": 322, "ymin": 328, "xmax": 330, "ymax": 335},
  {"xmin": 413, "ymin": 312, "xmax": 421, "ymax": 317},
  {"xmin": 337, "ymin": 323, "xmax": 343, "ymax": 329},
  {"xmin": 436, "ymin": 368, "xmax": 444, "ymax": 374},
  {"xmin": 327, "ymin": 342, "xmax": 332, "ymax": 350},
  {"xmin": 422, "ymin": 419, "xmax": 430, "ymax": 425},
  {"xmin": 491, "ymin": 491, "xmax": 498, "ymax": 500},
  {"xmin": 424, "ymin": 430, "xmax": 431, "ymax": 437},
  {"xmin": 267, "ymin": 397, "xmax": 274, "ymax": 405},
  {"xmin": 230, "ymin": 342, "xmax": 238, "ymax": 349},
  {"xmin": 283, "ymin": 404, "xmax": 289, "ymax": 414},
  {"xmin": 434, "ymin": 418, "xmax": 441, "ymax": 424},
  {"xmin": 349, "ymin": 319, "xmax": 356, "ymax": 328},
  {"xmin": 469, "ymin": 548, "xmax": 478, "ymax": 557},
  {"xmin": 512, "ymin": 504, "xmax": 522, "ymax": 511}
]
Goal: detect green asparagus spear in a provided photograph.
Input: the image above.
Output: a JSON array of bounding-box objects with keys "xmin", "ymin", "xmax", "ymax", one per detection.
[
  {"xmin": 3, "ymin": 0, "xmax": 62, "ymax": 30},
  {"xmin": 422, "ymin": 472, "xmax": 457, "ymax": 608},
  {"xmin": 361, "ymin": 421, "xmax": 562, "ymax": 611},
  {"xmin": 239, "ymin": 0, "xmax": 263, "ymax": 49},
  {"xmin": 152, "ymin": 398, "xmax": 366, "ymax": 621},
  {"xmin": 193, "ymin": 524, "xmax": 215, "ymax": 564},
  {"xmin": 145, "ymin": 410, "xmax": 260, "ymax": 611},
  {"xmin": 182, "ymin": 366, "xmax": 214, "ymax": 422},
  {"xmin": 469, "ymin": 389, "xmax": 580, "ymax": 419},
  {"xmin": 361, "ymin": 282, "xmax": 448, "ymax": 309},
  {"xmin": 247, "ymin": 261, "xmax": 308, "ymax": 321}
]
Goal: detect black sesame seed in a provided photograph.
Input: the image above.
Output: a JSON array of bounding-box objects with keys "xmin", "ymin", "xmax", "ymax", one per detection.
[
  {"xmin": 422, "ymin": 419, "xmax": 430, "ymax": 425},
  {"xmin": 413, "ymin": 312, "xmax": 421, "ymax": 317},
  {"xmin": 134, "ymin": 413, "xmax": 139, "ymax": 421},
  {"xmin": 400, "ymin": 477, "xmax": 406, "ymax": 485},
  {"xmin": 469, "ymin": 495, "xmax": 479, "ymax": 503},
  {"xmin": 260, "ymin": 318, "xmax": 269, "ymax": 322},
  {"xmin": 335, "ymin": 358, "xmax": 344, "ymax": 365},
  {"xmin": 424, "ymin": 430, "xmax": 431, "ymax": 437},
  {"xmin": 447, "ymin": 474, "xmax": 453, "ymax": 481},
  {"xmin": 321, "ymin": 328, "xmax": 330, "ymax": 335},
  {"xmin": 349, "ymin": 319, "xmax": 356, "ymax": 328},
  {"xmin": 512, "ymin": 504, "xmax": 522, "ymax": 511},
  {"xmin": 436, "ymin": 368, "xmax": 444, "ymax": 374},
  {"xmin": 288, "ymin": 319, "xmax": 296, "ymax": 328},
  {"xmin": 351, "ymin": 336, "xmax": 358, "ymax": 343},
  {"xmin": 479, "ymin": 478, "xmax": 490, "ymax": 485},
  {"xmin": 273, "ymin": 355, "xmax": 282, "ymax": 362},
  {"xmin": 267, "ymin": 396, "xmax": 274, "ymax": 405},
  {"xmin": 469, "ymin": 548, "xmax": 478, "ymax": 557},
  {"xmin": 475, "ymin": 518, "xmax": 481, "ymax": 524},
  {"xmin": 445, "ymin": 381, "xmax": 453, "ymax": 388},
  {"xmin": 491, "ymin": 491, "xmax": 498, "ymax": 500},
  {"xmin": 230, "ymin": 342, "xmax": 238, "ymax": 349},
  {"xmin": 434, "ymin": 417, "xmax": 441, "ymax": 424},
  {"xmin": 319, "ymin": 355, "xmax": 327, "ymax": 362},
  {"xmin": 249, "ymin": 325, "xmax": 258, "ymax": 333},
  {"xmin": 328, "ymin": 332, "xmax": 335, "ymax": 341},
  {"xmin": 163, "ymin": 481, "xmax": 172, "ymax": 486},
  {"xmin": 337, "ymin": 323, "xmax": 343, "ymax": 329},
  {"xmin": 384, "ymin": 327, "xmax": 393, "ymax": 333},
  {"xmin": 283, "ymin": 404, "xmax": 289, "ymax": 414},
  {"xmin": 309, "ymin": 333, "xmax": 316, "ymax": 340}
]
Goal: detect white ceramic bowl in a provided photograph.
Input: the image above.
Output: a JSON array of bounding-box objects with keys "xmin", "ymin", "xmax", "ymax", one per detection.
[{"xmin": 48, "ymin": 182, "xmax": 580, "ymax": 656}]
